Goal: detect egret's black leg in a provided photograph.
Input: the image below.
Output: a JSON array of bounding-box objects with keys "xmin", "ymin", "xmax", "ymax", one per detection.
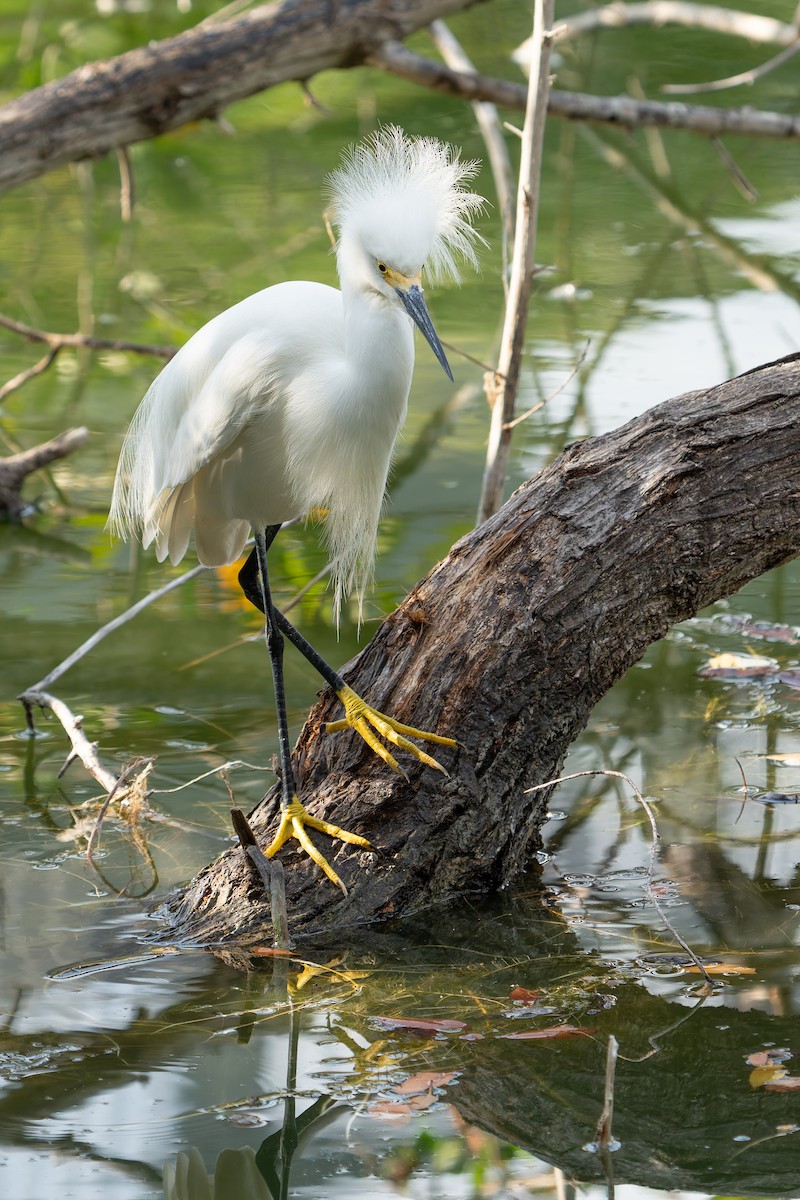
[
  {"xmin": 253, "ymin": 526, "xmax": 296, "ymax": 808},
  {"xmin": 239, "ymin": 537, "xmax": 457, "ymax": 778},
  {"xmin": 239, "ymin": 546, "xmax": 345, "ymax": 691},
  {"xmin": 250, "ymin": 527, "xmax": 371, "ymax": 893}
]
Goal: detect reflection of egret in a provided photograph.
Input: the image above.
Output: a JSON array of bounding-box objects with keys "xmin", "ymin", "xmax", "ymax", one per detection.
[{"xmin": 110, "ymin": 127, "xmax": 483, "ymax": 892}]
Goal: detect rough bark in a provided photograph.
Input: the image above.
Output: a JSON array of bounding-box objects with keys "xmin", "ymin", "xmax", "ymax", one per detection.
[
  {"xmin": 0, "ymin": 0, "xmax": 483, "ymax": 195},
  {"xmin": 159, "ymin": 354, "xmax": 800, "ymax": 944}
]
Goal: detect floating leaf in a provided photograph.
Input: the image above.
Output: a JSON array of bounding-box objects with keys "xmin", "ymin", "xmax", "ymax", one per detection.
[
  {"xmin": 499, "ymin": 1024, "xmax": 596, "ymax": 1040},
  {"xmin": 699, "ymin": 653, "xmax": 778, "ymax": 679},
  {"xmin": 369, "ymin": 1016, "xmax": 469, "ymax": 1035},
  {"xmin": 726, "ymin": 617, "xmax": 798, "ymax": 644},
  {"xmin": 508, "ymin": 985, "xmax": 541, "ymax": 1005},
  {"xmin": 392, "ymin": 1071, "xmax": 458, "ymax": 1096},
  {"xmin": 685, "ymin": 963, "xmax": 756, "ymax": 976},
  {"xmin": 764, "ymin": 1076, "xmax": 800, "ymax": 1092}
]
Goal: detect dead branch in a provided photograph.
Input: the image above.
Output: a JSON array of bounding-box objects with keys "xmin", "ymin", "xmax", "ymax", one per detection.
[
  {"xmin": 476, "ymin": 0, "xmax": 554, "ymax": 526},
  {"xmin": 548, "ymin": 3, "xmax": 799, "ymax": 48},
  {"xmin": 20, "ymin": 689, "xmax": 119, "ymax": 795},
  {"xmin": 372, "ymin": 41, "xmax": 800, "ymax": 142},
  {"xmin": 0, "ymin": 427, "xmax": 89, "ymax": 519},
  {"xmin": 0, "ymin": 312, "xmax": 174, "ymax": 379},
  {"xmin": 2, "ymin": 0, "xmax": 800, "ymax": 203},
  {"xmin": 0, "ymin": 0, "xmax": 485, "ymax": 195},
  {"xmin": 662, "ymin": 37, "xmax": 800, "ymax": 96}
]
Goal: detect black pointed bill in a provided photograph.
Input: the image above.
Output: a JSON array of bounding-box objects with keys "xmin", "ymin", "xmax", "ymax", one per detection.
[{"xmin": 396, "ymin": 284, "xmax": 453, "ymax": 382}]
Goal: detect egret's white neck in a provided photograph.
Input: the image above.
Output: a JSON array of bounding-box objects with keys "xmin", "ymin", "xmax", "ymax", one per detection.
[{"xmin": 336, "ymin": 235, "xmax": 415, "ymax": 393}]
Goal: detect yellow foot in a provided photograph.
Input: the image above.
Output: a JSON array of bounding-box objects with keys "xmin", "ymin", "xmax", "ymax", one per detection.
[
  {"xmin": 325, "ymin": 684, "xmax": 457, "ymax": 778},
  {"xmin": 264, "ymin": 795, "xmax": 371, "ymax": 895}
]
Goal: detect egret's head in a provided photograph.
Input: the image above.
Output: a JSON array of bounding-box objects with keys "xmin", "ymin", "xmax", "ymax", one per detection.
[{"xmin": 327, "ymin": 126, "xmax": 485, "ymax": 379}]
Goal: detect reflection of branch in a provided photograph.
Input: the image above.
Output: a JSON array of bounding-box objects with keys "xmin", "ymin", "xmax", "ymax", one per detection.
[
  {"xmin": 526, "ymin": 769, "xmax": 714, "ymax": 986},
  {"xmin": 371, "ymin": 41, "xmax": 800, "ymax": 142}
]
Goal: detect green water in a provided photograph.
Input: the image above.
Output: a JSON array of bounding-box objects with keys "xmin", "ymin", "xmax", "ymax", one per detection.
[{"xmin": 3, "ymin": 1, "xmax": 800, "ymax": 1196}]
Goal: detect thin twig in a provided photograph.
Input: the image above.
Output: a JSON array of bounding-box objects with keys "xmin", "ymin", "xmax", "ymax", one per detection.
[
  {"xmin": 0, "ymin": 346, "xmax": 60, "ymax": 404},
  {"xmin": 503, "ymin": 343, "xmax": 589, "ymax": 431},
  {"xmin": 525, "ymin": 768, "xmax": 714, "ymax": 985},
  {"xmin": 663, "ymin": 34, "xmax": 800, "ymax": 94},
  {"xmin": 116, "ymin": 144, "xmax": 134, "ymax": 221},
  {"xmin": 0, "ymin": 312, "xmax": 174, "ymax": 360},
  {"xmin": 428, "ymin": 20, "xmax": 515, "ymax": 287},
  {"xmin": 21, "ymin": 690, "xmax": 118, "ymax": 793},
  {"xmin": 476, "ymin": 0, "xmax": 554, "ymax": 525},
  {"xmin": 546, "ymin": 3, "xmax": 799, "ymax": 49},
  {"xmin": 370, "ymin": 42, "xmax": 800, "ymax": 142},
  {"xmin": 21, "ymin": 562, "xmax": 207, "ymax": 696}
]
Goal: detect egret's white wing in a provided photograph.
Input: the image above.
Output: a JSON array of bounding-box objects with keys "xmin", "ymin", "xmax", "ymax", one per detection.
[{"xmin": 109, "ymin": 282, "xmax": 343, "ymax": 566}]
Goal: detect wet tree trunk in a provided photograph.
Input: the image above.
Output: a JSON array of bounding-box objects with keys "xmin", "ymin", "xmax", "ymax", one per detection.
[{"xmin": 160, "ymin": 353, "xmax": 800, "ymax": 944}]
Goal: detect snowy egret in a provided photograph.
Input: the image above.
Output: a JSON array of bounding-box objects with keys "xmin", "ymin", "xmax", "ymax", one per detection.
[{"xmin": 109, "ymin": 126, "xmax": 483, "ymax": 892}]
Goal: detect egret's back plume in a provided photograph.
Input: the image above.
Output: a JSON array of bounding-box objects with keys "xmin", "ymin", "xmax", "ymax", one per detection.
[{"xmin": 109, "ymin": 127, "xmax": 483, "ymax": 618}]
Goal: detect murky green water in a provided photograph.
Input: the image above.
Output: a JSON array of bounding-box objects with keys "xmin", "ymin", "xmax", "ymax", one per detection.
[{"xmin": 2, "ymin": 2, "xmax": 800, "ymax": 1197}]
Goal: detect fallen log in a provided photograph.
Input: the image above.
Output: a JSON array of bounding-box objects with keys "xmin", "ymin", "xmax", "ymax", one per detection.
[{"xmin": 159, "ymin": 353, "xmax": 800, "ymax": 943}]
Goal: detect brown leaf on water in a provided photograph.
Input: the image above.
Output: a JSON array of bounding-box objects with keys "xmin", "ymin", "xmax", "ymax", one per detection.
[
  {"xmin": 499, "ymin": 1024, "xmax": 596, "ymax": 1040},
  {"xmin": 764, "ymin": 1076, "xmax": 800, "ymax": 1092},
  {"xmin": 508, "ymin": 985, "xmax": 541, "ymax": 1004},
  {"xmin": 369, "ymin": 1016, "xmax": 469, "ymax": 1035},
  {"xmin": 685, "ymin": 963, "xmax": 756, "ymax": 976},
  {"xmin": 392, "ymin": 1071, "xmax": 458, "ymax": 1096},
  {"xmin": 251, "ymin": 947, "xmax": 296, "ymax": 958}
]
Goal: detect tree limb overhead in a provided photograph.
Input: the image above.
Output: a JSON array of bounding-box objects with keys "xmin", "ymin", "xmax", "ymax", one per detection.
[
  {"xmin": 2, "ymin": 0, "xmax": 800, "ymax": 198},
  {"xmin": 159, "ymin": 353, "xmax": 800, "ymax": 945}
]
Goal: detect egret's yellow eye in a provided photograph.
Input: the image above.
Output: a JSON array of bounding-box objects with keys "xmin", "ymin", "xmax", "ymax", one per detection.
[{"xmin": 377, "ymin": 262, "xmax": 388, "ymax": 274}]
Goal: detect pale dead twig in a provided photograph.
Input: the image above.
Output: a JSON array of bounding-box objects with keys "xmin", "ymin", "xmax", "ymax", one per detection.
[
  {"xmin": 546, "ymin": 3, "xmax": 798, "ymax": 50},
  {"xmin": 116, "ymin": 145, "xmax": 134, "ymax": 222},
  {"xmin": 371, "ymin": 41, "xmax": 800, "ymax": 143},
  {"xmin": 503, "ymin": 343, "xmax": 589, "ymax": 431},
  {"xmin": 476, "ymin": 0, "xmax": 555, "ymax": 526},
  {"xmin": 20, "ymin": 689, "xmax": 119, "ymax": 794},
  {"xmin": 0, "ymin": 347, "xmax": 60, "ymax": 404},
  {"xmin": 525, "ymin": 768, "xmax": 714, "ymax": 986},
  {"xmin": 663, "ymin": 35, "xmax": 800, "ymax": 95},
  {"xmin": 428, "ymin": 20, "xmax": 514, "ymax": 290},
  {"xmin": 710, "ymin": 137, "xmax": 758, "ymax": 203}
]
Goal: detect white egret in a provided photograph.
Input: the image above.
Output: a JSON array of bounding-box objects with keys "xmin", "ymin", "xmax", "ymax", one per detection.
[{"xmin": 109, "ymin": 126, "xmax": 483, "ymax": 892}]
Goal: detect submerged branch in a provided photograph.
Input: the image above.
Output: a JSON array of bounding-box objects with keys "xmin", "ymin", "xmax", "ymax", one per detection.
[{"xmin": 0, "ymin": 427, "xmax": 89, "ymax": 519}]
